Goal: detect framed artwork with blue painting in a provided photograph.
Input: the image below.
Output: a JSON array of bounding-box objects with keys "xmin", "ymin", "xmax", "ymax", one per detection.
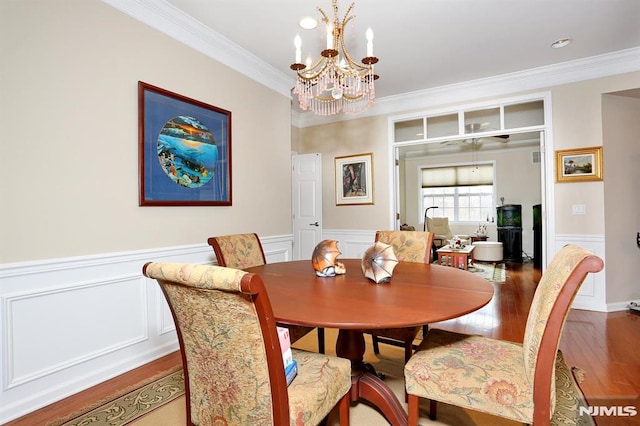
[{"xmin": 138, "ymin": 82, "xmax": 232, "ymax": 206}]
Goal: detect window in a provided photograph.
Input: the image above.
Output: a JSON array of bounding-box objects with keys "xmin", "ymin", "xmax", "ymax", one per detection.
[{"xmin": 421, "ymin": 164, "xmax": 495, "ymax": 223}]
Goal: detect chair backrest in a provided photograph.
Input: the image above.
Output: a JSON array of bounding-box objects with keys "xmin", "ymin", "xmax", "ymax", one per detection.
[
  {"xmin": 143, "ymin": 262, "xmax": 290, "ymax": 425},
  {"xmin": 375, "ymin": 230, "xmax": 435, "ymax": 263},
  {"xmin": 207, "ymin": 233, "xmax": 267, "ymax": 269},
  {"xmin": 522, "ymin": 244, "xmax": 604, "ymax": 421},
  {"xmin": 425, "ymin": 217, "xmax": 453, "ymax": 239}
]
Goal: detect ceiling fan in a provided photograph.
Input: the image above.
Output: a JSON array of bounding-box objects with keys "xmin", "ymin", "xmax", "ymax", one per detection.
[{"xmin": 441, "ymin": 122, "xmax": 510, "ymax": 148}]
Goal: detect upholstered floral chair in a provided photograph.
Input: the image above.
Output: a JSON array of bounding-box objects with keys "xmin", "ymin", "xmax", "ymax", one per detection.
[
  {"xmin": 207, "ymin": 233, "xmax": 267, "ymax": 270},
  {"xmin": 143, "ymin": 262, "xmax": 351, "ymax": 426},
  {"xmin": 404, "ymin": 244, "xmax": 604, "ymax": 425},
  {"xmin": 364, "ymin": 230, "xmax": 435, "ymax": 363},
  {"xmin": 207, "ymin": 233, "xmax": 325, "ymax": 352}
]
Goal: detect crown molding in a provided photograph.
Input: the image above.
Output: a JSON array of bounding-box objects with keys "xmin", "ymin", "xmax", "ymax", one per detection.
[
  {"xmin": 101, "ymin": 0, "xmax": 294, "ymax": 97},
  {"xmin": 295, "ymin": 46, "xmax": 640, "ymax": 127},
  {"xmin": 101, "ymin": 1, "xmax": 639, "ymax": 128}
]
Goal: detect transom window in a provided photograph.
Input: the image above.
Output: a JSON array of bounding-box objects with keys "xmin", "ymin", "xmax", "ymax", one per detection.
[{"xmin": 422, "ymin": 163, "xmax": 495, "ymax": 223}]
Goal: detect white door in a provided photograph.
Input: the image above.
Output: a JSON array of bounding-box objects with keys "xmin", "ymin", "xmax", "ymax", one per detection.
[{"xmin": 292, "ymin": 153, "xmax": 322, "ymax": 260}]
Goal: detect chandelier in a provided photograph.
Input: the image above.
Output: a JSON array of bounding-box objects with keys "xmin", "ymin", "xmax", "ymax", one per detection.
[{"xmin": 290, "ymin": 0, "xmax": 379, "ymax": 116}]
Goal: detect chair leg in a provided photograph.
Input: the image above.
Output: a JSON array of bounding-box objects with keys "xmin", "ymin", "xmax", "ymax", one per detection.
[
  {"xmin": 404, "ymin": 340, "xmax": 413, "ymax": 364},
  {"xmin": 324, "ymin": 392, "xmax": 350, "ymax": 426},
  {"xmin": 338, "ymin": 392, "xmax": 350, "ymax": 426},
  {"xmin": 372, "ymin": 335, "xmax": 380, "ymax": 354},
  {"xmin": 404, "ymin": 340, "xmax": 413, "ymax": 402},
  {"xmin": 429, "ymin": 399, "xmax": 437, "ymax": 420},
  {"xmin": 317, "ymin": 327, "xmax": 325, "ymax": 354},
  {"xmin": 407, "ymin": 394, "xmax": 420, "ymax": 426},
  {"xmin": 422, "ymin": 324, "xmax": 429, "ymax": 339}
]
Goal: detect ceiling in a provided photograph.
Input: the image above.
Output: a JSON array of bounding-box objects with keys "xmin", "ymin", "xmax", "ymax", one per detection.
[{"xmin": 107, "ymin": 0, "xmax": 640, "ymax": 120}]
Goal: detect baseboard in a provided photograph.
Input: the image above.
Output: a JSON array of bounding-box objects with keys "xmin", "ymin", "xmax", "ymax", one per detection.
[{"xmin": 608, "ymin": 300, "xmax": 640, "ymax": 313}]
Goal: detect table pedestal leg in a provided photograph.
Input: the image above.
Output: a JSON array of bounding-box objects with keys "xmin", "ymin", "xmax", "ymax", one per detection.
[{"xmin": 336, "ymin": 329, "xmax": 408, "ymax": 425}]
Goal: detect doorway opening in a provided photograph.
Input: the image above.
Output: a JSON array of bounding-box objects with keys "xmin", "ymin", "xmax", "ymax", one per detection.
[{"xmin": 390, "ymin": 95, "xmax": 552, "ymax": 267}]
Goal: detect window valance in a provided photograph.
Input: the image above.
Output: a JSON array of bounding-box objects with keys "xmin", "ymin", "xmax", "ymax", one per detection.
[{"xmin": 421, "ymin": 164, "xmax": 494, "ymax": 188}]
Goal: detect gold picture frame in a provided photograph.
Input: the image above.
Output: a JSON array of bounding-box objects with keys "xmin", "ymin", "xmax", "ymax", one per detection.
[
  {"xmin": 555, "ymin": 146, "xmax": 603, "ymax": 183},
  {"xmin": 335, "ymin": 153, "xmax": 374, "ymax": 205}
]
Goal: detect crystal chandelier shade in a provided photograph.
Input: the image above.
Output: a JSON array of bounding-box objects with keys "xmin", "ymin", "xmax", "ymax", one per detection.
[{"xmin": 291, "ymin": 1, "xmax": 379, "ymax": 116}]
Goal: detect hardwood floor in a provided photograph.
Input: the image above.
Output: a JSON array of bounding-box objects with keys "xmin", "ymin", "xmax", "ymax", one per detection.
[
  {"xmin": 7, "ymin": 263, "xmax": 640, "ymax": 425},
  {"xmin": 432, "ymin": 263, "xmax": 640, "ymax": 426}
]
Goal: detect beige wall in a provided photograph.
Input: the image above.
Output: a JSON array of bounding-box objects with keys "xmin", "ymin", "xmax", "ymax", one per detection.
[
  {"xmin": 297, "ymin": 72, "xmax": 640, "ymax": 305},
  {"xmin": 602, "ymin": 93, "xmax": 640, "ymax": 303},
  {"xmin": 0, "ymin": 0, "xmax": 292, "ymax": 263},
  {"xmin": 300, "ymin": 116, "xmax": 391, "ymax": 229},
  {"xmin": 549, "ymin": 73, "xmax": 640, "ymax": 305},
  {"xmin": 291, "ymin": 125, "xmax": 302, "ymax": 153}
]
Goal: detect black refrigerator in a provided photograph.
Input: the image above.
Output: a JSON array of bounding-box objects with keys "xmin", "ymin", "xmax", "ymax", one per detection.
[{"xmin": 497, "ymin": 204, "xmax": 523, "ymax": 263}]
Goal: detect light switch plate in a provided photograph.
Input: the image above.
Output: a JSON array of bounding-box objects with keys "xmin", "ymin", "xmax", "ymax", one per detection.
[{"xmin": 572, "ymin": 204, "xmax": 586, "ymax": 215}]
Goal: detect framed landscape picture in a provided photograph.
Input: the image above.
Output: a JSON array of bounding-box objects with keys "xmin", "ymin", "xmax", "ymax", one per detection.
[
  {"xmin": 335, "ymin": 153, "xmax": 374, "ymax": 205},
  {"xmin": 555, "ymin": 146, "xmax": 603, "ymax": 183},
  {"xmin": 138, "ymin": 81, "xmax": 232, "ymax": 206}
]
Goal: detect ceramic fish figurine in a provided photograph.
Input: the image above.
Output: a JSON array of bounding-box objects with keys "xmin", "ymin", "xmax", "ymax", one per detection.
[
  {"xmin": 312, "ymin": 240, "xmax": 345, "ymax": 277},
  {"xmin": 361, "ymin": 241, "xmax": 399, "ymax": 283}
]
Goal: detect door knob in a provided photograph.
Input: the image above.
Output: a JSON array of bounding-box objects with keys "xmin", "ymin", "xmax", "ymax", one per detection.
[{"xmin": 310, "ymin": 222, "xmax": 319, "ymax": 227}]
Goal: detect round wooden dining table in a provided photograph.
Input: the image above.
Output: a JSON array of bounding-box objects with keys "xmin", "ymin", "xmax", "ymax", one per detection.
[{"xmin": 245, "ymin": 258, "xmax": 494, "ymax": 425}]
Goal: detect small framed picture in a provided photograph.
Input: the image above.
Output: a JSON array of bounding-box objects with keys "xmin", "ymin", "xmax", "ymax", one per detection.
[
  {"xmin": 555, "ymin": 146, "xmax": 603, "ymax": 183},
  {"xmin": 335, "ymin": 153, "xmax": 374, "ymax": 205},
  {"xmin": 138, "ymin": 81, "xmax": 232, "ymax": 206}
]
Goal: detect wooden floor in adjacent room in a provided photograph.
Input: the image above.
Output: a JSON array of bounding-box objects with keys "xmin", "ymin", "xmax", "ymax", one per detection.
[{"xmin": 8, "ymin": 262, "xmax": 640, "ymax": 426}]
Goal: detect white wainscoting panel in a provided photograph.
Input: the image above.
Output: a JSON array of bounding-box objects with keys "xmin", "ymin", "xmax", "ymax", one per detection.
[
  {"xmin": 262, "ymin": 235, "xmax": 294, "ymax": 264},
  {"xmin": 553, "ymin": 234, "xmax": 607, "ymax": 312},
  {"xmin": 321, "ymin": 229, "xmax": 377, "ymax": 259},
  {"xmin": 5, "ymin": 274, "xmax": 147, "ymax": 389},
  {"xmin": 0, "ymin": 235, "xmax": 293, "ymax": 424}
]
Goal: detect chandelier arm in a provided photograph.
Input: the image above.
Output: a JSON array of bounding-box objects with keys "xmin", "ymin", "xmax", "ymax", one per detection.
[
  {"xmin": 318, "ymin": 6, "xmax": 330, "ymax": 25},
  {"xmin": 297, "ymin": 59, "xmax": 332, "ymax": 80},
  {"xmin": 339, "ymin": 38, "xmax": 372, "ymax": 73},
  {"xmin": 343, "ymin": 3, "xmax": 355, "ymax": 22},
  {"xmin": 340, "ymin": 11, "xmax": 355, "ymax": 39}
]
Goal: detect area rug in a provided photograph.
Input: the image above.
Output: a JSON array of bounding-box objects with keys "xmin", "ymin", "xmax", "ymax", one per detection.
[
  {"xmin": 51, "ymin": 331, "xmax": 594, "ymax": 426},
  {"xmin": 469, "ymin": 262, "xmax": 506, "ymax": 283},
  {"xmin": 48, "ymin": 367, "xmax": 184, "ymax": 426}
]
